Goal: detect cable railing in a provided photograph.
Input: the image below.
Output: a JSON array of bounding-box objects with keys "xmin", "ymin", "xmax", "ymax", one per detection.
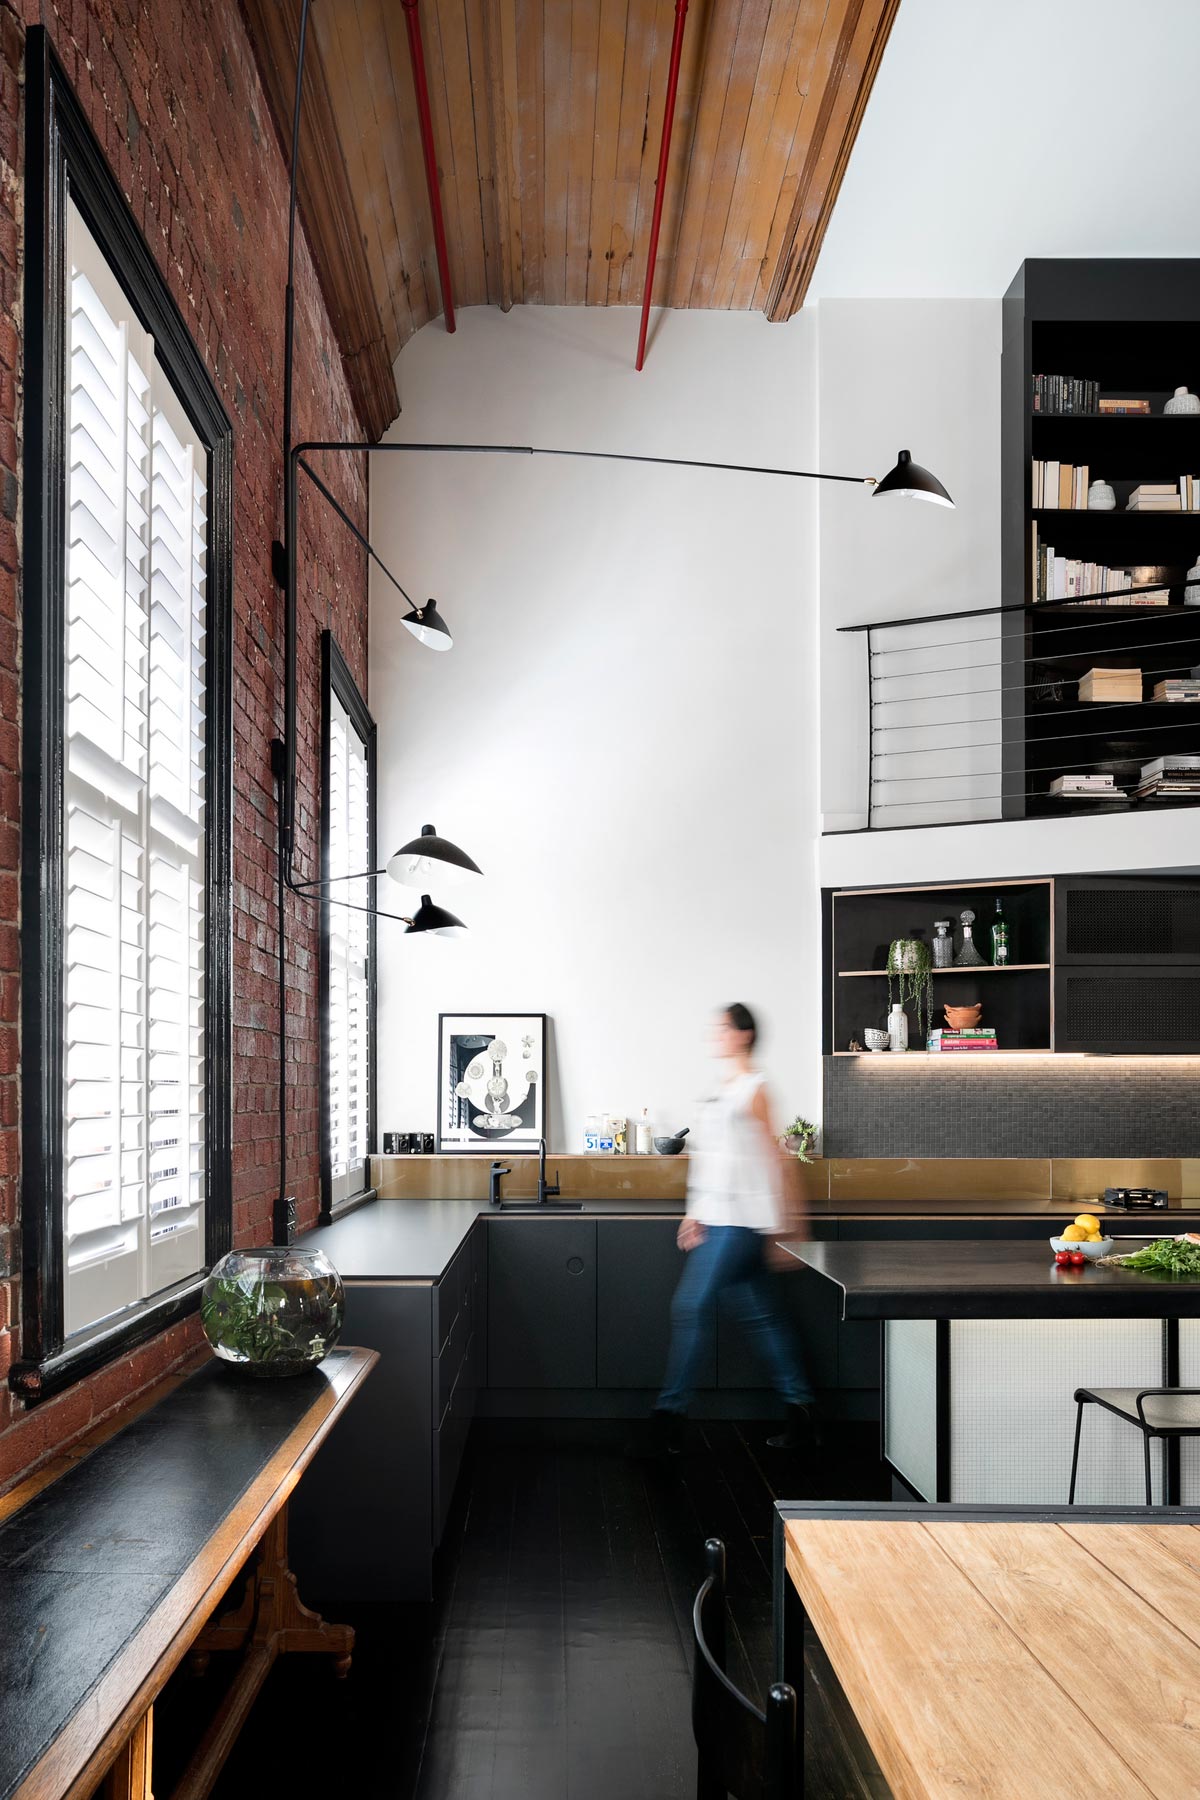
[{"xmin": 839, "ymin": 594, "xmax": 1200, "ymax": 829}]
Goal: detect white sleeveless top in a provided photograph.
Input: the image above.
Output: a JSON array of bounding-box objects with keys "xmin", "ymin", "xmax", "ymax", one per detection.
[{"xmin": 686, "ymin": 1069, "xmax": 782, "ymax": 1233}]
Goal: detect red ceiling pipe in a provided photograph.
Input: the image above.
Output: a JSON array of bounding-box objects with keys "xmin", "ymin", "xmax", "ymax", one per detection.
[
  {"xmin": 401, "ymin": 0, "xmax": 456, "ymax": 333},
  {"xmin": 635, "ymin": 0, "xmax": 690, "ymax": 371}
]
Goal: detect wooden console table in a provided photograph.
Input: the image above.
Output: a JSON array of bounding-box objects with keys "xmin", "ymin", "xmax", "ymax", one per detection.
[
  {"xmin": 0, "ymin": 1344, "xmax": 376, "ymax": 1800},
  {"xmin": 775, "ymin": 1499, "xmax": 1200, "ymax": 1798}
]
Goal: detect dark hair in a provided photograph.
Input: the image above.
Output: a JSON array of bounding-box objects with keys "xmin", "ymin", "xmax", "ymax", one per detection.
[{"xmin": 725, "ymin": 1002, "xmax": 758, "ymax": 1048}]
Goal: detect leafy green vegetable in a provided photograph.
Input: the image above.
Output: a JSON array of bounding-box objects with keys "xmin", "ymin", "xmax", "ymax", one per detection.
[{"xmin": 1109, "ymin": 1237, "xmax": 1200, "ymax": 1277}]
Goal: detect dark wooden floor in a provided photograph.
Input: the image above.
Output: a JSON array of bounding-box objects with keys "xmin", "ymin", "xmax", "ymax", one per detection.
[{"xmin": 157, "ymin": 1418, "xmax": 889, "ymax": 1799}]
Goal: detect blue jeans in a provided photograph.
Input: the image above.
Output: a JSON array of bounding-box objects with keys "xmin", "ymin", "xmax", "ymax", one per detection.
[{"xmin": 658, "ymin": 1225, "xmax": 813, "ymax": 1413}]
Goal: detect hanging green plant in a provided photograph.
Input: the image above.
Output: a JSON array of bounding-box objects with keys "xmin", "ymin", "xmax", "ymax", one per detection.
[{"xmin": 886, "ymin": 937, "xmax": 933, "ymax": 1045}]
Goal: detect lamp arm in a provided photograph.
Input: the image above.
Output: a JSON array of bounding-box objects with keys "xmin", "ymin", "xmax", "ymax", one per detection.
[
  {"xmin": 289, "ymin": 866, "xmax": 388, "ymax": 891},
  {"xmin": 297, "ymin": 456, "xmax": 415, "ymax": 609},
  {"xmin": 292, "ymin": 438, "xmax": 874, "ymax": 485}
]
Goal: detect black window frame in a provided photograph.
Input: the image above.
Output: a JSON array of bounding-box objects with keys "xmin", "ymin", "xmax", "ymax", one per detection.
[
  {"xmin": 319, "ymin": 633, "xmax": 378, "ymax": 1225},
  {"xmin": 11, "ymin": 33, "xmax": 234, "ymax": 1404}
]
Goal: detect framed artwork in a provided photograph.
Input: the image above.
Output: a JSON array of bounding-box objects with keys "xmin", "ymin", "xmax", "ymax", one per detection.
[{"xmin": 437, "ymin": 1013, "xmax": 548, "ymax": 1153}]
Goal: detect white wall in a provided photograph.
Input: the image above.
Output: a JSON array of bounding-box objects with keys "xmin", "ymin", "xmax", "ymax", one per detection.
[
  {"xmin": 808, "ymin": 0, "xmax": 1200, "ymax": 302},
  {"xmin": 370, "ymin": 306, "xmax": 820, "ymax": 1151}
]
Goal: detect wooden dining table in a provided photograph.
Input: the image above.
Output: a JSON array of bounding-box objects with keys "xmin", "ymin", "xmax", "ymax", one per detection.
[{"xmin": 774, "ymin": 1498, "xmax": 1200, "ymax": 1799}]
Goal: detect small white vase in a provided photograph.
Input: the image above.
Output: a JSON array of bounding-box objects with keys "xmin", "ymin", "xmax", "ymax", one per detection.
[
  {"xmin": 1087, "ymin": 479, "xmax": 1116, "ymax": 512},
  {"xmin": 887, "ymin": 1004, "xmax": 909, "ymax": 1053},
  {"xmin": 1164, "ymin": 387, "xmax": 1200, "ymax": 416}
]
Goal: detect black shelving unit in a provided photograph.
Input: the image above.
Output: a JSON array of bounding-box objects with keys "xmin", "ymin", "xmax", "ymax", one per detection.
[{"xmin": 1001, "ymin": 260, "xmax": 1200, "ymax": 820}]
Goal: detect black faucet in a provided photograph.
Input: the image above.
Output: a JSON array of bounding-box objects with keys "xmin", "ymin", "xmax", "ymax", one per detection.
[
  {"xmin": 489, "ymin": 1160, "xmax": 511, "ymax": 1206},
  {"xmin": 537, "ymin": 1136, "xmax": 560, "ymax": 1205}
]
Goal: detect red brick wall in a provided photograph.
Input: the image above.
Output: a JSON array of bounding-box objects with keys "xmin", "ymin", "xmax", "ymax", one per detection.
[{"xmin": 0, "ymin": 0, "xmax": 369, "ymax": 1488}]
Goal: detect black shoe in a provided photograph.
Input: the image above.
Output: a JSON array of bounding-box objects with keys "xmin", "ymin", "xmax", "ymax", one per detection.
[
  {"xmin": 766, "ymin": 1403, "xmax": 820, "ymax": 1451},
  {"xmin": 629, "ymin": 1404, "xmax": 683, "ymax": 1461}
]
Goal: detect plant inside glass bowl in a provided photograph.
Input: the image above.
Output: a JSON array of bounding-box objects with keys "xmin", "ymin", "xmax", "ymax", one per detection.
[{"xmin": 201, "ymin": 1246, "xmax": 344, "ymax": 1377}]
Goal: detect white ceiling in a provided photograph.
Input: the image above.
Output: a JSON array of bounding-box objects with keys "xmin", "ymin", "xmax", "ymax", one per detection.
[{"xmin": 808, "ymin": 0, "xmax": 1200, "ymax": 301}]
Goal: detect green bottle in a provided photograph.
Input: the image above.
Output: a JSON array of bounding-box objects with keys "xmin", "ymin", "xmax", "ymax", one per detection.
[{"xmin": 991, "ymin": 898, "xmax": 1010, "ymax": 966}]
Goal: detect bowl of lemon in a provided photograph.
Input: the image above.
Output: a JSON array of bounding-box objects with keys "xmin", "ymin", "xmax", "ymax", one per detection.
[{"xmin": 1050, "ymin": 1213, "xmax": 1114, "ymax": 1261}]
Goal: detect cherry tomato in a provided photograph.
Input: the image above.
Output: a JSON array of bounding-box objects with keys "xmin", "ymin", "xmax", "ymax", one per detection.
[
  {"xmin": 1054, "ymin": 1250, "xmax": 1072, "ymax": 1266},
  {"xmin": 1069, "ymin": 1251, "xmax": 1086, "ymax": 1267}
]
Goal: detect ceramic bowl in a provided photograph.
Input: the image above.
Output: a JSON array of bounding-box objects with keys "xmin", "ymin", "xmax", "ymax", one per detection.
[
  {"xmin": 863, "ymin": 1028, "xmax": 889, "ymax": 1052},
  {"xmin": 1050, "ymin": 1236, "xmax": 1114, "ymax": 1261},
  {"xmin": 944, "ymin": 1003, "xmax": 983, "ymax": 1029}
]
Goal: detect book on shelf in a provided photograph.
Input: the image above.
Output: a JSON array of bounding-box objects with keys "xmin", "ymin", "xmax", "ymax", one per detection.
[
  {"xmin": 1031, "ymin": 529, "xmax": 1171, "ymax": 604},
  {"xmin": 1031, "ymin": 461, "xmax": 1089, "ymax": 508},
  {"xmin": 926, "ymin": 1038, "xmax": 1000, "ymax": 1053},
  {"xmin": 1078, "ymin": 666, "xmax": 1142, "ymax": 702},
  {"xmin": 1136, "ymin": 777, "xmax": 1200, "ymax": 799},
  {"xmin": 1181, "ymin": 475, "xmax": 1200, "ymax": 511},
  {"xmin": 1049, "ymin": 773, "xmax": 1120, "ymax": 797},
  {"xmin": 1152, "ymin": 679, "xmax": 1200, "ymax": 702},
  {"xmin": 1141, "ymin": 753, "xmax": 1200, "ymax": 777},
  {"xmin": 1097, "ymin": 398, "xmax": 1151, "ymax": 415},
  {"xmin": 928, "ymin": 1028, "xmax": 997, "ymax": 1040},
  {"xmin": 1127, "ymin": 483, "xmax": 1181, "ymax": 512},
  {"xmin": 1031, "ymin": 374, "xmax": 1099, "ymax": 414}
]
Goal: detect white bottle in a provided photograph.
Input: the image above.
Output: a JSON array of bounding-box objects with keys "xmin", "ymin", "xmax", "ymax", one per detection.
[
  {"xmin": 635, "ymin": 1108, "xmax": 653, "ymax": 1155},
  {"xmin": 887, "ymin": 1004, "xmax": 908, "ymax": 1053}
]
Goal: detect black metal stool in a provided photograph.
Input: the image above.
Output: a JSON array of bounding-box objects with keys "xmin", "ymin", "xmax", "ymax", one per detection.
[
  {"xmin": 693, "ymin": 1537, "xmax": 797, "ymax": 1800},
  {"xmin": 1068, "ymin": 1387, "xmax": 1200, "ymax": 1506}
]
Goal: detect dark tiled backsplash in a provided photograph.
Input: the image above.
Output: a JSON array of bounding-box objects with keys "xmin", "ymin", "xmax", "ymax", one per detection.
[{"xmin": 823, "ymin": 1057, "xmax": 1200, "ymax": 1159}]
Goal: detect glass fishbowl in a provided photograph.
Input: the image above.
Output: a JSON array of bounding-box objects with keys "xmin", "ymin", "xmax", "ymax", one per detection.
[{"xmin": 201, "ymin": 1246, "xmax": 345, "ymax": 1378}]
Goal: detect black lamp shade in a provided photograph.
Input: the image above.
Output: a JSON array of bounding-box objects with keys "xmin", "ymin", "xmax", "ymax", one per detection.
[
  {"xmin": 386, "ymin": 823, "xmax": 482, "ymax": 890},
  {"xmin": 402, "ymin": 596, "xmax": 453, "ymax": 650},
  {"xmin": 406, "ymin": 894, "xmax": 466, "ymax": 937},
  {"xmin": 872, "ymin": 449, "xmax": 954, "ymax": 508}
]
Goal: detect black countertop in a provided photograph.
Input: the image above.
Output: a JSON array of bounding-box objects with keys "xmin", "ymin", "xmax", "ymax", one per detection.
[
  {"xmin": 298, "ymin": 1197, "xmax": 685, "ymax": 1281},
  {"xmin": 785, "ymin": 1237, "xmax": 1200, "ymax": 1320}
]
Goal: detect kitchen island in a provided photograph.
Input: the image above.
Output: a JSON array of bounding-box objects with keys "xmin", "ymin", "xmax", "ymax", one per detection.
[{"xmin": 784, "ymin": 1237, "xmax": 1200, "ymax": 1507}]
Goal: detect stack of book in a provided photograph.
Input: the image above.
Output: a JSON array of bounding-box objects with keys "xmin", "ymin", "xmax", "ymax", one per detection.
[
  {"xmin": 1097, "ymin": 397, "xmax": 1151, "ymax": 415},
  {"xmin": 1078, "ymin": 667, "xmax": 1142, "ymax": 703},
  {"xmin": 1136, "ymin": 754, "xmax": 1200, "ymax": 800},
  {"xmin": 1180, "ymin": 475, "xmax": 1200, "ymax": 510},
  {"xmin": 1049, "ymin": 772, "xmax": 1122, "ymax": 798},
  {"xmin": 1031, "ymin": 461, "xmax": 1089, "ymax": 508},
  {"xmin": 927, "ymin": 1029, "xmax": 998, "ymax": 1054},
  {"xmin": 1152, "ymin": 677, "xmax": 1200, "ymax": 702},
  {"xmin": 1031, "ymin": 374, "xmax": 1100, "ymax": 414},
  {"xmin": 1127, "ymin": 484, "xmax": 1181, "ymax": 512}
]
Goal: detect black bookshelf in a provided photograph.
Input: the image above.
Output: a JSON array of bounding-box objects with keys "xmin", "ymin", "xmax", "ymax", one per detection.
[{"xmin": 1001, "ymin": 260, "xmax": 1200, "ymax": 820}]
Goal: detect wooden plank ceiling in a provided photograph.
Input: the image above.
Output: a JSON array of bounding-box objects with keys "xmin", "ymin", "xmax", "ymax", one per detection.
[{"xmin": 247, "ymin": 0, "xmax": 899, "ymax": 437}]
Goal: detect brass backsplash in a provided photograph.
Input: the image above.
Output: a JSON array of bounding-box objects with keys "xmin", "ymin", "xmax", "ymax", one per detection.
[{"xmin": 370, "ymin": 1154, "xmax": 1196, "ymax": 1213}]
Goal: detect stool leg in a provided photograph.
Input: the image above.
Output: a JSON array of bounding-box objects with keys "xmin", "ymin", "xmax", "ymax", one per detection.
[
  {"xmin": 1143, "ymin": 1432, "xmax": 1153, "ymax": 1508},
  {"xmin": 1068, "ymin": 1400, "xmax": 1085, "ymax": 1504}
]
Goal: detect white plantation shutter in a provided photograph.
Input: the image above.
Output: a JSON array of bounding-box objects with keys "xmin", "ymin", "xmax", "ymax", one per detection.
[
  {"xmin": 62, "ymin": 201, "xmax": 208, "ymax": 1337},
  {"xmin": 327, "ymin": 688, "xmax": 371, "ymax": 1206}
]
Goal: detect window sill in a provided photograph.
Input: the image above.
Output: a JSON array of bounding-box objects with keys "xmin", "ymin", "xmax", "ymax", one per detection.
[
  {"xmin": 320, "ymin": 1186, "xmax": 378, "ymax": 1228},
  {"xmin": 8, "ymin": 1275, "xmax": 205, "ymax": 1406}
]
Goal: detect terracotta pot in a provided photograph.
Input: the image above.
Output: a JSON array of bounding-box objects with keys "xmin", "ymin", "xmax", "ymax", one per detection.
[{"xmin": 944, "ymin": 1003, "xmax": 982, "ymax": 1029}]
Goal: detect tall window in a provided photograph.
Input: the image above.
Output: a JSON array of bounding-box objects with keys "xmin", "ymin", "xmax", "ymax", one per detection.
[
  {"xmin": 16, "ymin": 37, "xmax": 232, "ymax": 1402},
  {"xmin": 62, "ymin": 204, "xmax": 210, "ymax": 1335},
  {"xmin": 321, "ymin": 636, "xmax": 376, "ymax": 1219}
]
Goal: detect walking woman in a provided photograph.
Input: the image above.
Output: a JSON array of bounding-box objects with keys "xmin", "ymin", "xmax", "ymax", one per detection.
[{"xmin": 652, "ymin": 1003, "xmax": 814, "ymax": 1455}]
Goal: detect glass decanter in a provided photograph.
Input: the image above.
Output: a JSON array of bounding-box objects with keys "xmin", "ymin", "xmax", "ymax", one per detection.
[{"xmin": 953, "ymin": 908, "xmax": 987, "ymax": 967}]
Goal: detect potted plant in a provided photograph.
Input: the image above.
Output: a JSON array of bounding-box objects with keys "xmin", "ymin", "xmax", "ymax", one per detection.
[
  {"xmin": 886, "ymin": 937, "xmax": 933, "ymax": 1046},
  {"xmin": 780, "ymin": 1116, "xmax": 818, "ymax": 1161}
]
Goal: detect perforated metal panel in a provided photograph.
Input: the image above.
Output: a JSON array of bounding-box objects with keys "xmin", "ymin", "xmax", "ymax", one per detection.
[
  {"xmin": 1174, "ymin": 1321, "xmax": 1200, "ymax": 1505},
  {"xmin": 1065, "ymin": 886, "xmax": 1200, "ymax": 957},
  {"xmin": 950, "ymin": 1319, "xmax": 1165, "ymax": 1505},
  {"xmin": 1059, "ymin": 974, "xmax": 1200, "ymax": 1050}
]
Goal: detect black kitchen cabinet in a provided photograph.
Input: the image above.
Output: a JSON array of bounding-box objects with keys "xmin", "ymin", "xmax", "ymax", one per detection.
[
  {"xmin": 596, "ymin": 1218, "xmax": 715, "ymax": 1389},
  {"xmin": 487, "ymin": 1218, "xmax": 598, "ymax": 1388}
]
